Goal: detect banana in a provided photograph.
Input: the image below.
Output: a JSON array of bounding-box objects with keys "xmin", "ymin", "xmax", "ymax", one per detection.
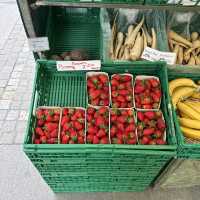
[
  {"xmin": 179, "ymin": 117, "xmax": 200, "ymax": 129},
  {"xmin": 191, "ymin": 92, "xmax": 200, "ymax": 99},
  {"xmin": 169, "ymin": 78, "xmax": 197, "ymax": 96},
  {"xmin": 180, "ymin": 126, "xmax": 200, "ymax": 140},
  {"xmin": 184, "ymin": 101, "xmax": 200, "ymax": 115},
  {"xmin": 179, "ymin": 112, "xmax": 191, "ymax": 119},
  {"xmin": 177, "ymin": 102, "xmax": 200, "ymax": 120},
  {"xmin": 172, "ymin": 87, "xmax": 196, "ymax": 109}
]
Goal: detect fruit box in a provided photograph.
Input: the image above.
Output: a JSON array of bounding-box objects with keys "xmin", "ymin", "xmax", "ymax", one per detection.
[
  {"xmin": 168, "ymin": 66, "xmax": 200, "ymax": 159},
  {"xmin": 134, "ymin": 75, "xmax": 161, "ymax": 110},
  {"xmin": 60, "ymin": 107, "xmax": 86, "ymax": 144},
  {"xmin": 110, "ymin": 74, "xmax": 134, "ymax": 108},
  {"xmin": 86, "ymin": 72, "xmax": 110, "ymax": 107},
  {"xmin": 32, "ymin": 106, "xmax": 62, "ymax": 144},
  {"xmin": 23, "ymin": 60, "xmax": 176, "ymax": 192}
]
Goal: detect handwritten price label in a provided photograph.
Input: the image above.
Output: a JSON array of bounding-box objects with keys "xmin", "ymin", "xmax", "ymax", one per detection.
[
  {"xmin": 56, "ymin": 60, "xmax": 101, "ymax": 71},
  {"xmin": 28, "ymin": 37, "xmax": 49, "ymax": 52}
]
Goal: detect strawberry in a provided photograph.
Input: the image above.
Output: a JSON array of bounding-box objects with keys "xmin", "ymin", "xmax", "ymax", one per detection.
[
  {"xmin": 112, "ymin": 91, "xmax": 118, "ymax": 98},
  {"xmin": 87, "ymin": 134, "xmax": 94, "ymax": 143},
  {"xmin": 89, "ymin": 90, "xmax": 101, "ymax": 100},
  {"xmin": 137, "ymin": 112, "xmax": 144, "ymax": 121},
  {"xmin": 63, "ymin": 123, "xmax": 71, "ymax": 131},
  {"xmin": 144, "ymin": 111, "xmax": 155, "ymax": 120},
  {"xmin": 118, "ymin": 84, "xmax": 125, "ymax": 90},
  {"xmin": 134, "ymin": 85, "xmax": 145, "ymax": 94},
  {"xmin": 93, "ymin": 135, "xmax": 99, "ymax": 144},
  {"xmin": 50, "ymin": 129, "xmax": 58, "ymax": 138},
  {"xmin": 53, "ymin": 114, "xmax": 60, "ymax": 122},
  {"xmin": 62, "ymin": 135, "xmax": 70, "ymax": 144},
  {"xmin": 111, "ymin": 79, "xmax": 119, "ymax": 86},
  {"xmin": 40, "ymin": 135, "xmax": 47, "ymax": 144},
  {"xmin": 78, "ymin": 136, "xmax": 85, "ymax": 144},
  {"xmin": 63, "ymin": 108, "xmax": 69, "ymax": 115},
  {"xmin": 117, "ymin": 116, "xmax": 127, "ymax": 123},
  {"xmin": 157, "ymin": 118, "xmax": 166, "ymax": 130},
  {"xmin": 118, "ymin": 90, "xmax": 129, "ymax": 96},
  {"xmin": 100, "ymin": 137, "xmax": 109, "ymax": 144},
  {"xmin": 141, "ymin": 136, "xmax": 150, "ymax": 145},
  {"xmin": 127, "ymin": 138, "xmax": 136, "ymax": 144},
  {"xmin": 35, "ymin": 127, "xmax": 44, "ymax": 136},
  {"xmin": 69, "ymin": 140, "xmax": 75, "ymax": 144},
  {"xmin": 143, "ymin": 128, "xmax": 155, "ymax": 136},
  {"xmin": 110, "ymin": 126, "xmax": 117, "ymax": 137},
  {"xmin": 122, "ymin": 75, "xmax": 132, "ymax": 82},
  {"xmin": 98, "ymin": 74, "xmax": 108, "ymax": 83},
  {"xmin": 47, "ymin": 138, "xmax": 57, "ymax": 144},
  {"xmin": 46, "ymin": 114, "xmax": 53, "ymax": 122},
  {"xmin": 143, "ymin": 105, "xmax": 152, "ymax": 109},
  {"xmin": 156, "ymin": 138, "xmax": 166, "ymax": 145},
  {"xmin": 149, "ymin": 78, "xmax": 160, "ymax": 88},
  {"xmin": 34, "ymin": 139, "xmax": 40, "ymax": 144},
  {"xmin": 97, "ymin": 129, "xmax": 106, "ymax": 138},
  {"xmin": 154, "ymin": 130, "xmax": 162, "ymax": 138},
  {"xmin": 91, "ymin": 99, "xmax": 99, "ymax": 106},
  {"xmin": 149, "ymin": 140, "xmax": 157, "ymax": 145},
  {"xmin": 74, "ymin": 121, "xmax": 83, "ymax": 131},
  {"xmin": 137, "ymin": 122, "xmax": 144, "ymax": 131},
  {"xmin": 37, "ymin": 119, "xmax": 45, "ymax": 127},
  {"xmin": 36, "ymin": 109, "xmax": 44, "ymax": 119},
  {"xmin": 112, "ymin": 74, "xmax": 121, "ymax": 81},
  {"xmin": 87, "ymin": 107, "xmax": 95, "ymax": 115},
  {"xmin": 112, "ymin": 138, "xmax": 123, "ymax": 144},
  {"xmin": 98, "ymin": 107, "xmax": 108, "ymax": 115}
]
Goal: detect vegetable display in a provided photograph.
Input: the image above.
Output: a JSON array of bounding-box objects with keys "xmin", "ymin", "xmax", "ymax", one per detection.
[
  {"xmin": 169, "ymin": 78, "xmax": 200, "ymax": 140},
  {"xmin": 168, "ymin": 30, "xmax": 200, "ymax": 65},
  {"xmin": 110, "ymin": 16, "xmax": 157, "ymax": 61}
]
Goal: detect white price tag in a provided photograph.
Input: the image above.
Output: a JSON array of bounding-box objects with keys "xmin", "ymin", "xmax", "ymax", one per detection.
[
  {"xmin": 28, "ymin": 37, "xmax": 50, "ymax": 52},
  {"xmin": 141, "ymin": 47, "xmax": 176, "ymax": 65},
  {"xmin": 56, "ymin": 60, "xmax": 101, "ymax": 71}
]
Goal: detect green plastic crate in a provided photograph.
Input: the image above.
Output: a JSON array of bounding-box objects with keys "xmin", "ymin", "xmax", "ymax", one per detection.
[
  {"xmin": 23, "ymin": 60, "xmax": 176, "ymax": 192},
  {"xmin": 43, "ymin": 0, "xmax": 144, "ymax": 4},
  {"xmin": 168, "ymin": 66, "xmax": 200, "ymax": 159},
  {"xmin": 46, "ymin": 7, "xmax": 101, "ymax": 60}
]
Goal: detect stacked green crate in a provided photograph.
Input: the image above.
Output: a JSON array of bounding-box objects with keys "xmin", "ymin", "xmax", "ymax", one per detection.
[{"xmin": 23, "ymin": 60, "xmax": 176, "ymax": 192}]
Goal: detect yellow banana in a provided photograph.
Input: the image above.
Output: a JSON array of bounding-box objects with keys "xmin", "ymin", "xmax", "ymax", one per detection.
[
  {"xmin": 179, "ymin": 112, "xmax": 191, "ymax": 119},
  {"xmin": 169, "ymin": 78, "xmax": 197, "ymax": 96},
  {"xmin": 172, "ymin": 87, "xmax": 196, "ymax": 109},
  {"xmin": 180, "ymin": 126, "xmax": 200, "ymax": 140},
  {"xmin": 191, "ymin": 92, "xmax": 200, "ymax": 99},
  {"xmin": 179, "ymin": 118, "xmax": 200, "ymax": 129},
  {"xmin": 184, "ymin": 101, "xmax": 200, "ymax": 115},
  {"xmin": 177, "ymin": 102, "xmax": 200, "ymax": 120}
]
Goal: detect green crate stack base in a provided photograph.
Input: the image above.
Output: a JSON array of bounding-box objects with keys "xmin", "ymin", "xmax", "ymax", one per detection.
[
  {"xmin": 168, "ymin": 67, "xmax": 200, "ymax": 159},
  {"xmin": 23, "ymin": 60, "xmax": 176, "ymax": 192}
]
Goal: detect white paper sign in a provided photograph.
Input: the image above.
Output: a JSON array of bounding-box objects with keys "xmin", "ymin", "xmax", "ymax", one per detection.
[
  {"xmin": 56, "ymin": 60, "xmax": 101, "ymax": 71},
  {"xmin": 28, "ymin": 37, "xmax": 50, "ymax": 52},
  {"xmin": 141, "ymin": 47, "xmax": 176, "ymax": 65}
]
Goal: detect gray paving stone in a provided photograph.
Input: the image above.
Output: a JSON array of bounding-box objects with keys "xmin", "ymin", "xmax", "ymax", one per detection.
[
  {"xmin": 0, "ymin": 110, "xmax": 8, "ymax": 120},
  {"xmin": 6, "ymin": 110, "xmax": 19, "ymax": 120},
  {"xmin": 0, "ymin": 100, "xmax": 10, "ymax": 109},
  {"xmin": 2, "ymin": 91, "xmax": 15, "ymax": 100},
  {"xmin": 14, "ymin": 121, "xmax": 26, "ymax": 144},
  {"xmin": 20, "ymin": 101, "xmax": 30, "ymax": 110},
  {"xmin": 8, "ymin": 78, "xmax": 19, "ymax": 86},
  {"xmin": 0, "ymin": 72, "xmax": 11, "ymax": 80},
  {"xmin": 0, "ymin": 79, "xmax": 8, "ymax": 87},
  {"xmin": 10, "ymin": 100, "xmax": 21, "ymax": 110},
  {"xmin": 10, "ymin": 71, "xmax": 21, "ymax": 79},
  {"xmin": 13, "ymin": 64, "xmax": 24, "ymax": 72},
  {"xmin": 2, "ymin": 120, "xmax": 16, "ymax": 133}
]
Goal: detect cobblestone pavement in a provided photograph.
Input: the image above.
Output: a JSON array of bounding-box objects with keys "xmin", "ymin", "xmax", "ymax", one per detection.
[{"xmin": 0, "ymin": 1, "xmax": 200, "ymax": 200}]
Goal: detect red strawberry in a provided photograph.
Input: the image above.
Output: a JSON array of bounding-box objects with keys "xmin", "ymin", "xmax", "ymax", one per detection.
[
  {"xmin": 116, "ymin": 133, "xmax": 123, "ymax": 140},
  {"xmin": 144, "ymin": 111, "xmax": 155, "ymax": 120},
  {"xmin": 36, "ymin": 109, "xmax": 44, "ymax": 119},
  {"xmin": 118, "ymin": 84, "xmax": 125, "ymax": 90},
  {"xmin": 126, "ymin": 95, "xmax": 132, "ymax": 102},
  {"xmin": 157, "ymin": 118, "xmax": 166, "ymax": 130},
  {"xmin": 53, "ymin": 114, "xmax": 60, "ymax": 122},
  {"xmin": 99, "ymin": 74, "xmax": 108, "ymax": 83},
  {"xmin": 34, "ymin": 139, "xmax": 40, "ymax": 144},
  {"xmin": 117, "ymin": 116, "xmax": 127, "ymax": 123},
  {"xmin": 63, "ymin": 123, "xmax": 71, "ymax": 131},
  {"xmin": 117, "ymin": 123, "xmax": 124, "ymax": 131},
  {"xmin": 62, "ymin": 135, "xmax": 70, "ymax": 144},
  {"xmin": 96, "ymin": 116, "xmax": 105, "ymax": 127},
  {"xmin": 87, "ymin": 107, "xmax": 95, "ymax": 115},
  {"xmin": 89, "ymin": 90, "xmax": 101, "ymax": 100},
  {"xmin": 141, "ymin": 136, "xmax": 150, "ymax": 145},
  {"xmin": 137, "ymin": 112, "xmax": 144, "ymax": 121},
  {"xmin": 155, "ymin": 111, "xmax": 163, "ymax": 118},
  {"xmin": 63, "ymin": 108, "xmax": 69, "ymax": 115},
  {"xmin": 154, "ymin": 130, "xmax": 162, "ymax": 138},
  {"xmin": 149, "ymin": 140, "xmax": 157, "ymax": 145},
  {"xmin": 118, "ymin": 90, "xmax": 129, "ymax": 96},
  {"xmin": 87, "ymin": 134, "xmax": 94, "ymax": 143},
  {"xmin": 149, "ymin": 78, "xmax": 160, "ymax": 88},
  {"xmin": 137, "ymin": 122, "xmax": 144, "ymax": 131},
  {"xmin": 112, "ymin": 138, "xmax": 123, "ymax": 144},
  {"xmin": 116, "ymin": 95, "xmax": 125, "ymax": 103},
  {"xmin": 125, "ymin": 124, "xmax": 135, "ymax": 132},
  {"xmin": 70, "ymin": 131, "xmax": 78, "ymax": 142},
  {"xmin": 50, "ymin": 129, "xmax": 58, "ymax": 138},
  {"xmin": 100, "ymin": 137, "xmax": 109, "ymax": 144},
  {"xmin": 111, "ymin": 79, "xmax": 119, "ymax": 86},
  {"xmin": 120, "ymin": 102, "xmax": 128, "ymax": 108},
  {"xmin": 90, "ymin": 76, "xmax": 99, "ymax": 85},
  {"xmin": 110, "ymin": 126, "xmax": 117, "ymax": 137},
  {"xmin": 37, "ymin": 119, "xmax": 44, "ymax": 127},
  {"xmin": 112, "ymin": 74, "xmax": 121, "ymax": 81},
  {"xmin": 112, "ymin": 102, "xmax": 120, "ymax": 108},
  {"xmin": 112, "ymin": 91, "xmax": 118, "ymax": 98},
  {"xmin": 69, "ymin": 140, "xmax": 75, "ymax": 144},
  {"xmin": 100, "ymin": 93, "xmax": 108, "ymax": 100},
  {"xmin": 40, "ymin": 135, "xmax": 47, "ymax": 144},
  {"xmin": 156, "ymin": 138, "xmax": 166, "ymax": 145},
  {"xmin": 91, "ymin": 99, "xmax": 99, "ymax": 106},
  {"xmin": 134, "ymin": 85, "xmax": 145, "ymax": 93},
  {"xmin": 143, "ymin": 128, "xmax": 155, "ymax": 136},
  {"xmin": 98, "ymin": 107, "xmax": 108, "ymax": 115},
  {"xmin": 143, "ymin": 104, "xmax": 152, "ymax": 109},
  {"xmin": 93, "ymin": 135, "xmax": 99, "ymax": 144},
  {"xmin": 46, "ymin": 114, "xmax": 53, "ymax": 122},
  {"xmin": 78, "ymin": 136, "xmax": 84, "ymax": 144},
  {"xmin": 87, "ymin": 126, "xmax": 97, "ymax": 134},
  {"xmin": 35, "ymin": 127, "xmax": 44, "ymax": 136},
  {"xmin": 47, "ymin": 138, "xmax": 57, "ymax": 144},
  {"xmin": 127, "ymin": 138, "xmax": 136, "ymax": 144},
  {"xmin": 97, "ymin": 129, "xmax": 106, "ymax": 138},
  {"xmin": 122, "ymin": 75, "xmax": 132, "ymax": 82}
]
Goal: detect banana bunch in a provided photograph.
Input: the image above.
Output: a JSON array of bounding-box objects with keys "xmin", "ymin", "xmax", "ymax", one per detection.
[
  {"xmin": 169, "ymin": 78, "xmax": 200, "ymax": 140},
  {"xmin": 169, "ymin": 78, "xmax": 198, "ymax": 109}
]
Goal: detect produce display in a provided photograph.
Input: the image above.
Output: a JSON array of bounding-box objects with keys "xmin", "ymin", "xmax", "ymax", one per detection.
[
  {"xmin": 137, "ymin": 111, "xmax": 166, "ymax": 145},
  {"xmin": 60, "ymin": 108, "xmax": 85, "ymax": 144},
  {"xmin": 87, "ymin": 72, "xmax": 110, "ymax": 106},
  {"xmin": 168, "ymin": 30, "xmax": 200, "ymax": 65},
  {"xmin": 34, "ymin": 107, "xmax": 61, "ymax": 144},
  {"xmin": 134, "ymin": 76, "xmax": 161, "ymax": 109},
  {"xmin": 51, "ymin": 49, "xmax": 89, "ymax": 61},
  {"xmin": 169, "ymin": 78, "xmax": 200, "ymax": 140},
  {"xmin": 86, "ymin": 106, "xmax": 110, "ymax": 144},
  {"xmin": 111, "ymin": 74, "xmax": 133, "ymax": 108},
  {"xmin": 110, "ymin": 15, "xmax": 157, "ymax": 61},
  {"xmin": 110, "ymin": 108, "xmax": 137, "ymax": 144}
]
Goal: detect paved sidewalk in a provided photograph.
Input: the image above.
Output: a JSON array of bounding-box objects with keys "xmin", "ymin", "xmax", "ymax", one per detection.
[{"xmin": 0, "ymin": 1, "xmax": 200, "ymax": 200}]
